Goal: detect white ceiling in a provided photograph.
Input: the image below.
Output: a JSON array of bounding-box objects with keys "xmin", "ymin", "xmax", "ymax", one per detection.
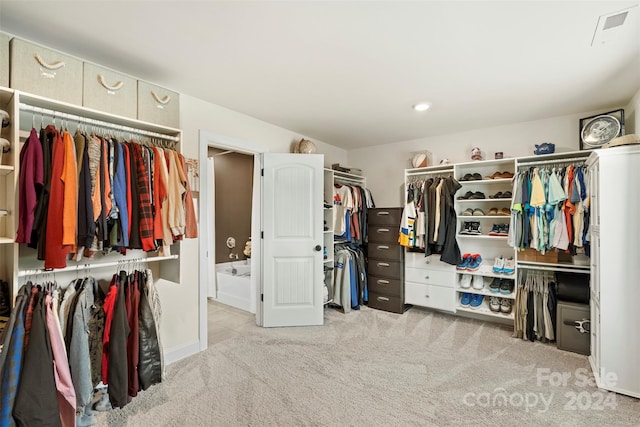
[{"xmin": 1, "ymin": 1, "xmax": 639, "ymax": 149}]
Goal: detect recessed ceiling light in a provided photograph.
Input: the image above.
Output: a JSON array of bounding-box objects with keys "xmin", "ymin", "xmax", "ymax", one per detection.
[{"xmin": 413, "ymin": 102, "xmax": 431, "ymax": 112}]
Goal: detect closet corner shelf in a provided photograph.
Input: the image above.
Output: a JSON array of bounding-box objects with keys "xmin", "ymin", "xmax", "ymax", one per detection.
[
  {"xmin": 456, "ymin": 286, "xmax": 516, "ymax": 300},
  {"xmin": 324, "ymin": 258, "xmax": 334, "ymax": 263},
  {"xmin": 324, "ymin": 230, "xmax": 334, "ymax": 234},
  {"xmin": 0, "ymin": 165, "xmax": 14, "ymax": 175},
  {"xmin": 456, "ymin": 304, "xmax": 514, "ymax": 320}
]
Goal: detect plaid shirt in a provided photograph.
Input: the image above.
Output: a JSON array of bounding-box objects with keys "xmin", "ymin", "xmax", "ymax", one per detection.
[
  {"xmin": 133, "ymin": 144, "xmax": 156, "ymax": 252},
  {"xmin": 0, "ymin": 286, "xmax": 29, "ymax": 424}
]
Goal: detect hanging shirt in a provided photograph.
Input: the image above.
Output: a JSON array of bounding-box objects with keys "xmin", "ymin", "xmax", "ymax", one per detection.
[{"xmin": 16, "ymin": 128, "xmax": 44, "ymax": 244}]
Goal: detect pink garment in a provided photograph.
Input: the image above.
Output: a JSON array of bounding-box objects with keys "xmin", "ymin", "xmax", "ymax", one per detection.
[
  {"xmin": 45, "ymin": 294, "xmax": 77, "ymax": 427},
  {"xmin": 16, "ymin": 128, "xmax": 44, "ymax": 243}
]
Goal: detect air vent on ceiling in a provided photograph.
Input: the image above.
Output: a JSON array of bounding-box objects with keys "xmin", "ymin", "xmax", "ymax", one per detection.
[
  {"xmin": 603, "ymin": 11, "xmax": 628, "ymax": 30},
  {"xmin": 591, "ymin": 5, "xmax": 638, "ymax": 46}
]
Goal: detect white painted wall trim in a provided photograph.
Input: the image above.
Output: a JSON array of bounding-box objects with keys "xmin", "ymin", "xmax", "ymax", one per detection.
[
  {"xmin": 198, "ymin": 130, "xmax": 269, "ymax": 352},
  {"xmin": 164, "ymin": 340, "xmax": 202, "ymax": 365}
]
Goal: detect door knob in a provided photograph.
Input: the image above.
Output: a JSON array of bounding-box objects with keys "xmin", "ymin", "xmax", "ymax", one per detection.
[{"xmin": 314, "ymin": 245, "xmax": 322, "ymax": 252}]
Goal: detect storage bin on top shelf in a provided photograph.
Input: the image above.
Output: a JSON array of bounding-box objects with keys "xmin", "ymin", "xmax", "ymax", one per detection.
[{"xmin": 10, "ymin": 38, "xmax": 83, "ymax": 105}]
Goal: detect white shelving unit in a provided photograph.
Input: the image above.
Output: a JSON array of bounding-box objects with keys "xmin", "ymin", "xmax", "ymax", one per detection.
[
  {"xmin": 323, "ymin": 168, "xmax": 366, "ymax": 307},
  {"xmin": 0, "ymin": 86, "xmax": 183, "ymax": 307}
]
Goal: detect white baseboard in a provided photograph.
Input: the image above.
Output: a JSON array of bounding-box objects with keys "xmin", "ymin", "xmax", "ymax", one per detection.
[{"xmin": 164, "ymin": 340, "xmax": 202, "ymax": 365}]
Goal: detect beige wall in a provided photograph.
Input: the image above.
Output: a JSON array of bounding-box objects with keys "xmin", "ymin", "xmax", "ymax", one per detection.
[
  {"xmin": 346, "ymin": 107, "xmax": 630, "ymax": 208},
  {"xmin": 210, "ymin": 150, "xmax": 253, "ymax": 264}
]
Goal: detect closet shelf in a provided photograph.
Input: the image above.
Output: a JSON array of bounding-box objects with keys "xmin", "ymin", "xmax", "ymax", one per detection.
[
  {"xmin": 457, "ymin": 304, "xmax": 514, "ymax": 320},
  {"xmin": 516, "ymin": 260, "xmax": 590, "ymax": 274},
  {"xmin": 458, "ymin": 215, "xmax": 509, "ymax": 220},
  {"xmin": 17, "ymin": 254, "xmax": 179, "ymax": 277},
  {"xmin": 456, "ymin": 265, "xmax": 515, "ymax": 279},
  {"xmin": 324, "ymin": 258, "xmax": 334, "ymax": 263},
  {"xmin": 457, "ymin": 234, "xmax": 508, "ymax": 240},
  {"xmin": 456, "ymin": 286, "xmax": 515, "ymax": 300},
  {"xmin": 0, "ymin": 237, "xmax": 14, "ymax": 245},
  {"xmin": 0, "ymin": 165, "xmax": 14, "ymax": 176},
  {"xmin": 460, "ymin": 178, "xmax": 513, "ymax": 184},
  {"xmin": 457, "ymin": 198, "xmax": 512, "ymax": 203}
]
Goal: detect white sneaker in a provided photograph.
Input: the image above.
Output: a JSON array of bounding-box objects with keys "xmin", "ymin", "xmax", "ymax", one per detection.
[
  {"xmin": 503, "ymin": 257, "xmax": 515, "ymax": 274},
  {"xmin": 459, "ymin": 274, "xmax": 472, "ymax": 289},
  {"xmin": 489, "ymin": 297, "xmax": 501, "ymax": 312},
  {"xmin": 472, "ymin": 275, "xmax": 484, "ymax": 290},
  {"xmin": 493, "ymin": 256, "xmax": 505, "ymax": 273}
]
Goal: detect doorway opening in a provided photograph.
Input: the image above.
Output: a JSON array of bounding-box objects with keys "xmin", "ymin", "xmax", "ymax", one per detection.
[{"xmin": 198, "ymin": 131, "xmax": 268, "ymax": 351}]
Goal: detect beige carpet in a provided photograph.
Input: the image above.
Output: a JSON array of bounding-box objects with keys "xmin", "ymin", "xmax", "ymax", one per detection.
[{"xmin": 96, "ymin": 303, "xmax": 639, "ymax": 426}]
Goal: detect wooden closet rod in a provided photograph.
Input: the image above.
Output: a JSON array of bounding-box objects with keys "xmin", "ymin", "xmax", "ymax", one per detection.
[{"xmin": 17, "ymin": 255, "xmax": 179, "ymax": 277}]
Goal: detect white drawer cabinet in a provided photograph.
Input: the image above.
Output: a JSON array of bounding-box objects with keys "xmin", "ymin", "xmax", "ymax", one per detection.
[
  {"xmin": 405, "ymin": 282, "xmax": 455, "ymax": 312},
  {"xmin": 405, "ymin": 267, "xmax": 455, "ymax": 288}
]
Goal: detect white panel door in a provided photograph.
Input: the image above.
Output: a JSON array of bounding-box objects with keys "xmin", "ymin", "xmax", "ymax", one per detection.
[{"xmin": 261, "ymin": 153, "xmax": 324, "ymax": 327}]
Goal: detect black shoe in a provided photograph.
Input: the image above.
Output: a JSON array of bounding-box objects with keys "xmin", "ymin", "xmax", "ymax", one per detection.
[
  {"xmin": 489, "ymin": 278, "xmax": 501, "ymax": 293},
  {"xmin": 500, "ymin": 279, "xmax": 514, "ymax": 295},
  {"xmin": 469, "ymin": 222, "xmax": 482, "ymax": 235},
  {"xmin": 460, "ymin": 221, "xmax": 472, "ymax": 234}
]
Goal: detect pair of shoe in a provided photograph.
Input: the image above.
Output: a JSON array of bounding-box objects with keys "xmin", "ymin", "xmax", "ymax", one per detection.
[
  {"xmin": 460, "ymin": 222, "xmax": 481, "ymax": 235},
  {"xmin": 460, "ymin": 293, "xmax": 484, "ymax": 308},
  {"xmin": 489, "ymin": 278, "xmax": 515, "ymax": 294},
  {"xmin": 460, "ymin": 172, "xmax": 482, "ymax": 181},
  {"xmin": 492, "ymin": 256, "xmax": 515, "ymax": 274},
  {"xmin": 488, "ymin": 224, "xmax": 509, "ymax": 236},
  {"xmin": 456, "ymin": 254, "xmax": 482, "ymax": 271},
  {"xmin": 460, "ymin": 208, "xmax": 485, "ymax": 216},
  {"xmin": 489, "ymin": 297, "xmax": 513, "ymax": 314},
  {"xmin": 487, "ymin": 207, "xmax": 511, "ymax": 216},
  {"xmin": 458, "ymin": 191, "xmax": 486, "ymax": 200},
  {"xmin": 485, "ymin": 171, "xmax": 515, "ymax": 179},
  {"xmin": 459, "ymin": 274, "xmax": 484, "ymax": 290},
  {"xmin": 488, "ymin": 191, "xmax": 512, "ymax": 199}
]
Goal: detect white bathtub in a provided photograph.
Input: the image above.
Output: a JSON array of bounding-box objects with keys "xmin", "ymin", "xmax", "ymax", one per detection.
[{"xmin": 214, "ymin": 261, "xmax": 255, "ymax": 313}]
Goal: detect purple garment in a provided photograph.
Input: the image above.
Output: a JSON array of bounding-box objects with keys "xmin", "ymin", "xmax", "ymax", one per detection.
[
  {"xmin": 16, "ymin": 128, "xmax": 44, "ymax": 243},
  {"xmin": 45, "ymin": 294, "xmax": 76, "ymax": 427}
]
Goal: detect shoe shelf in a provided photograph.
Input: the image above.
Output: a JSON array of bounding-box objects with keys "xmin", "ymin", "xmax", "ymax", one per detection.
[
  {"xmin": 457, "ymin": 304, "xmax": 514, "ymax": 320},
  {"xmin": 0, "ymin": 165, "xmax": 14, "ymax": 176},
  {"xmin": 460, "ymin": 178, "xmax": 513, "ymax": 184},
  {"xmin": 457, "ymin": 198, "xmax": 512, "ymax": 203},
  {"xmin": 324, "ymin": 230, "xmax": 333, "ymax": 234},
  {"xmin": 458, "ymin": 234, "xmax": 508, "ymax": 240},
  {"xmin": 324, "ymin": 258, "xmax": 334, "ymax": 263},
  {"xmin": 459, "ymin": 215, "xmax": 508, "ymax": 219},
  {"xmin": 456, "ymin": 286, "xmax": 515, "ymax": 300},
  {"xmin": 0, "ymin": 237, "xmax": 14, "ymax": 245},
  {"xmin": 456, "ymin": 264, "xmax": 515, "ymax": 279}
]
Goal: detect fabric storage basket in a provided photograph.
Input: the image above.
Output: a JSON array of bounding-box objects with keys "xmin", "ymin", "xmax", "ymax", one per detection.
[
  {"xmin": 10, "ymin": 38, "xmax": 83, "ymax": 105},
  {"xmin": 83, "ymin": 63, "xmax": 137, "ymax": 118},
  {"xmin": 137, "ymin": 80, "xmax": 179, "ymax": 128},
  {"xmin": 0, "ymin": 32, "xmax": 9, "ymax": 87}
]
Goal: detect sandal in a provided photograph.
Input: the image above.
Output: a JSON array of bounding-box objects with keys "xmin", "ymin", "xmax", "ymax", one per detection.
[
  {"xmin": 489, "ymin": 192, "xmax": 503, "ymax": 199},
  {"xmin": 487, "ymin": 207, "xmax": 499, "ymax": 215},
  {"xmin": 457, "ymin": 191, "xmax": 474, "ymax": 200},
  {"xmin": 460, "ymin": 208, "xmax": 474, "ymax": 216},
  {"xmin": 500, "ymin": 191, "xmax": 512, "ymax": 199},
  {"xmin": 499, "ymin": 171, "xmax": 514, "ymax": 179},
  {"xmin": 498, "ymin": 208, "xmax": 511, "ymax": 216},
  {"xmin": 471, "ymin": 173, "xmax": 482, "ymax": 180},
  {"xmin": 469, "ymin": 191, "xmax": 486, "ymax": 199},
  {"xmin": 485, "ymin": 171, "xmax": 502, "ymax": 179}
]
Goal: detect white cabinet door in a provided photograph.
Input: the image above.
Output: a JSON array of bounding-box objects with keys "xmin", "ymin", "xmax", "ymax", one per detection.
[{"xmin": 261, "ymin": 153, "xmax": 324, "ymax": 327}]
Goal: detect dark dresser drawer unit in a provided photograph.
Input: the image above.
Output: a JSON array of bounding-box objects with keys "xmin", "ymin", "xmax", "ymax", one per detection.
[{"xmin": 366, "ymin": 207, "xmax": 406, "ymax": 314}]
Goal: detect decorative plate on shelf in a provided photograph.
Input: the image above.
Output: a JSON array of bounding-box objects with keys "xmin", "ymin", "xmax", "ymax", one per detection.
[{"xmin": 580, "ymin": 114, "xmax": 621, "ymax": 148}]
